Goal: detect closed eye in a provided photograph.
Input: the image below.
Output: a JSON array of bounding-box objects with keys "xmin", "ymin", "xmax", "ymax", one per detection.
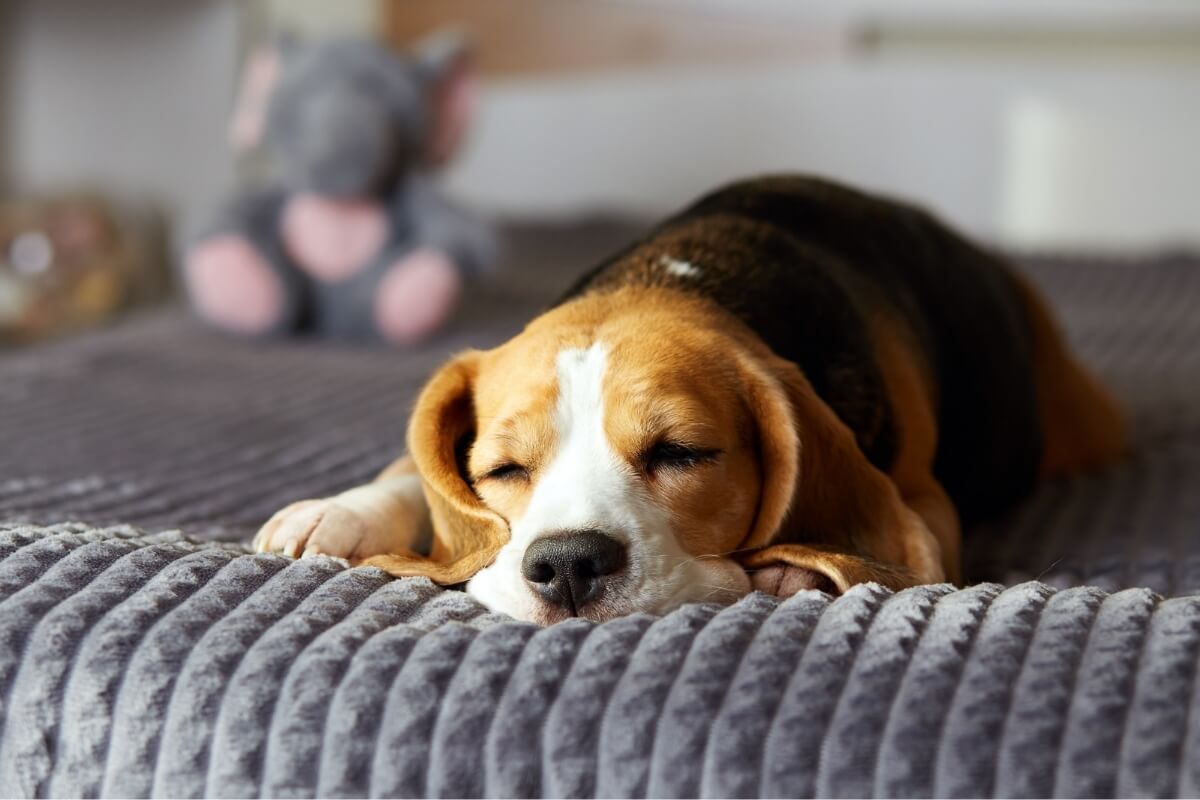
[
  {"xmin": 642, "ymin": 441, "xmax": 721, "ymax": 473},
  {"xmin": 479, "ymin": 462, "xmax": 529, "ymax": 482}
]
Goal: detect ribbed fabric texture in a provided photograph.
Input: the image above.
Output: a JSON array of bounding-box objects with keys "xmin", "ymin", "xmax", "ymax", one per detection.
[
  {"xmin": 1, "ymin": 523, "xmax": 1197, "ymax": 798},
  {"xmin": 3, "ymin": 236, "xmax": 1200, "ymax": 797}
]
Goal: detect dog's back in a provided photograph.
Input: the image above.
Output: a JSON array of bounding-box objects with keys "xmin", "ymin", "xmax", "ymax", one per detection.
[{"xmin": 562, "ymin": 175, "xmax": 1043, "ymax": 527}]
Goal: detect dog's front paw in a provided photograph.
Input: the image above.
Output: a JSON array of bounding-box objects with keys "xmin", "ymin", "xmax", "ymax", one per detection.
[
  {"xmin": 254, "ymin": 491, "xmax": 417, "ymax": 561},
  {"xmin": 749, "ymin": 563, "xmax": 838, "ymax": 598}
]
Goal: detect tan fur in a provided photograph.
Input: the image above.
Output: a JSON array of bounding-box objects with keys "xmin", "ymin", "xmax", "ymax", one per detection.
[
  {"xmin": 728, "ymin": 334, "xmax": 944, "ymax": 592},
  {"xmin": 362, "ymin": 352, "xmax": 509, "ymax": 583}
]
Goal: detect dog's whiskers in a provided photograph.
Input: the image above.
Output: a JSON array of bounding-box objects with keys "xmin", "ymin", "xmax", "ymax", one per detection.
[{"xmin": 644, "ymin": 545, "xmax": 760, "ymax": 572}]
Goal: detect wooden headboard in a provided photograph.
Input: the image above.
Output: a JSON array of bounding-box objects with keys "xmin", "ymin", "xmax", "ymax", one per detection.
[{"xmin": 381, "ymin": 0, "xmax": 841, "ymax": 77}]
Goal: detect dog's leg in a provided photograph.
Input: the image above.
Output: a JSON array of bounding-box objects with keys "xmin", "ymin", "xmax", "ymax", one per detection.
[
  {"xmin": 872, "ymin": 315, "xmax": 964, "ymax": 584},
  {"xmin": 895, "ymin": 481, "xmax": 960, "ymax": 584},
  {"xmin": 1012, "ymin": 273, "xmax": 1129, "ymax": 476},
  {"xmin": 254, "ymin": 455, "xmax": 432, "ymax": 560},
  {"xmin": 742, "ymin": 541, "xmax": 928, "ymax": 596}
]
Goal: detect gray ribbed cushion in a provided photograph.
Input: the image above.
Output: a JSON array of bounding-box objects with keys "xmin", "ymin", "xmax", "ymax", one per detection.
[
  {"xmin": 3, "ymin": 523, "xmax": 1196, "ymax": 798},
  {"xmin": 3, "ymin": 231, "xmax": 1200, "ymax": 797}
]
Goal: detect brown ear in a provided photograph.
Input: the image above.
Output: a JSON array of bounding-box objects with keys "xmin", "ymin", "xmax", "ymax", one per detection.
[
  {"xmin": 362, "ymin": 351, "xmax": 508, "ymax": 584},
  {"xmin": 735, "ymin": 351, "xmax": 801, "ymax": 551},
  {"xmin": 735, "ymin": 351, "xmax": 944, "ymax": 592}
]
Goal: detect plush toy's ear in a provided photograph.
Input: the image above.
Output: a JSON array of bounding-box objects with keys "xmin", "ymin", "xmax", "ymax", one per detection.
[
  {"xmin": 734, "ymin": 350, "xmax": 944, "ymax": 595},
  {"xmin": 412, "ymin": 29, "xmax": 476, "ymax": 166},
  {"xmin": 228, "ymin": 37, "xmax": 294, "ymax": 152},
  {"xmin": 363, "ymin": 350, "xmax": 508, "ymax": 584}
]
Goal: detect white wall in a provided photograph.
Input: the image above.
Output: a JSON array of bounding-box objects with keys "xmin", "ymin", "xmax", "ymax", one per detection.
[
  {"xmin": 0, "ymin": 0, "xmax": 386, "ymax": 239},
  {"xmin": 1001, "ymin": 95, "xmax": 1200, "ymax": 248},
  {"xmin": 443, "ymin": 3, "xmax": 1200, "ymax": 248},
  {"xmin": 1, "ymin": 0, "xmax": 243, "ymax": 237},
  {"xmin": 446, "ymin": 62, "xmax": 1005, "ymax": 233},
  {"xmin": 2, "ymin": 0, "xmax": 1197, "ymax": 250}
]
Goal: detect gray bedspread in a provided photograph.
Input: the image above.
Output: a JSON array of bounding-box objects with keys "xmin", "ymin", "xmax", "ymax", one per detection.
[
  {"xmin": 2, "ymin": 223, "xmax": 1200, "ymax": 797},
  {"xmin": 1, "ymin": 522, "xmax": 1194, "ymax": 798}
]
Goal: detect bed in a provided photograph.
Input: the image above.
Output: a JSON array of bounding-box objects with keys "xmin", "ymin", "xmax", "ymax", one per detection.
[{"xmin": 2, "ymin": 221, "xmax": 1199, "ymax": 797}]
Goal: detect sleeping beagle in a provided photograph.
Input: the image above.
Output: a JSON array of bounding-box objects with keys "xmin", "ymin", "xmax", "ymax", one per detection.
[{"xmin": 254, "ymin": 175, "xmax": 1126, "ymax": 625}]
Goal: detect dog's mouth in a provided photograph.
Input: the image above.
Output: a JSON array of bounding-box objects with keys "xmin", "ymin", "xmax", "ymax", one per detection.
[{"xmin": 528, "ymin": 588, "xmax": 637, "ymax": 625}]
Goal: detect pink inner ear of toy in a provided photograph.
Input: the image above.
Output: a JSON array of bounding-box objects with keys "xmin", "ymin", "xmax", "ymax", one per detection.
[
  {"xmin": 427, "ymin": 63, "xmax": 476, "ymax": 166},
  {"xmin": 374, "ymin": 247, "xmax": 462, "ymax": 345},
  {"xmin": 750, "ymin": 563, "xmax": 839, "ymax": 598},
  {"xmin": 185, "ymin": 235, "xmax": 284, "ymax": 335},
  {"xmin": 228, "ymin": 46, "xmax": 282, "ymax": 152},
  {"xmin": 281, "ymin": 194, "xmax": 389, "ymax": 282}
]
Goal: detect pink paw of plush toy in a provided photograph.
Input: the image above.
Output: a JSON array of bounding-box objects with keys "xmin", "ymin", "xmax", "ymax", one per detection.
[{"xmin": 184, "ymin": 32, "xmax": 494, "ymax": 345}]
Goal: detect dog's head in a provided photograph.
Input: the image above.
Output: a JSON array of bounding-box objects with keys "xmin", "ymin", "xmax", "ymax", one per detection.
[{"xmin": 406, "ymin": 287, "xmax": 942, "ymax": 624}]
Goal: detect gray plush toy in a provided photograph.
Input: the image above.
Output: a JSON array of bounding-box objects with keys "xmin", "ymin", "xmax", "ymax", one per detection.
[{"xmin": 184, "ymin": 32, "xmax": 494, "ymax": 345}]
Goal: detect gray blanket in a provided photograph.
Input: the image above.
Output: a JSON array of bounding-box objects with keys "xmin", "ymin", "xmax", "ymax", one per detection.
[
  {"xmin": 3, "ymin": 225, "xmax": 1200, "ymax": 797},
  {"xmin": 1, "ymin": 523, "xmax": 1194, "ymax": 798}
]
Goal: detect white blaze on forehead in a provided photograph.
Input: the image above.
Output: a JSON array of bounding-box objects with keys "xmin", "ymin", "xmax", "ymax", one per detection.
[
  {"xmin": 660, "ymin": 255, "xmax": 701, "ymax": 279},
  {"xmin": 509, "ymin": 342, "xmax": 640, "ymax": 540}
]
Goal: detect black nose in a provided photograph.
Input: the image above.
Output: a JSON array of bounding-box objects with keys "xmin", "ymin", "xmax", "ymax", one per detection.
[{"xmin": 521, "ymin": 530, "xmax": 628, "ymax": 614}]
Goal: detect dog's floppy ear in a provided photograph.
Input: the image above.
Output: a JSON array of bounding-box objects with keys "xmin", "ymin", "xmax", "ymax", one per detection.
[
  {"xmin": 734, "ymin": 350, "xmax": 943, "ymax": 594},
  {"xmin": 364, "ymin": 350, "xmax": 508, "ymax": 584},
  {"xmin": 734, "ymin": 351, "xmax": 801, "ymax": 552}
]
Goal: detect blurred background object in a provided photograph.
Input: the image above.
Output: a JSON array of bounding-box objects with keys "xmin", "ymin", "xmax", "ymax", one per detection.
[
  {"xmin": 0, "ymin": 194, "xmax": 165, "ymax": 344},
  {"xmin": 0, "ymin": 0, "xmax": 241, "ymax": 246},
  {"xmin": 0, "ymin": 0, "xmax": 1197, "ymax": 343},
  {"xmin": 181, "ymin": 29, "xmax": 495, "ymax": 345}
]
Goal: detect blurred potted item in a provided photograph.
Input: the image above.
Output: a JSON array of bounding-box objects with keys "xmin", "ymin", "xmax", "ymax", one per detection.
[
  {"xmin": 0, "ymin": 194, "xmax": 166, "ymax": 346},
  {"xmin": 183, "ymin": 31, "xmax": 494, "ymax": 347}
]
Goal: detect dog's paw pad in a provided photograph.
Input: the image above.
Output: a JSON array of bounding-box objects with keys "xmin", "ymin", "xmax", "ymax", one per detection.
[{"xmin": 750, "ymin": 563, "xmax": 838, "ymax": 598}]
